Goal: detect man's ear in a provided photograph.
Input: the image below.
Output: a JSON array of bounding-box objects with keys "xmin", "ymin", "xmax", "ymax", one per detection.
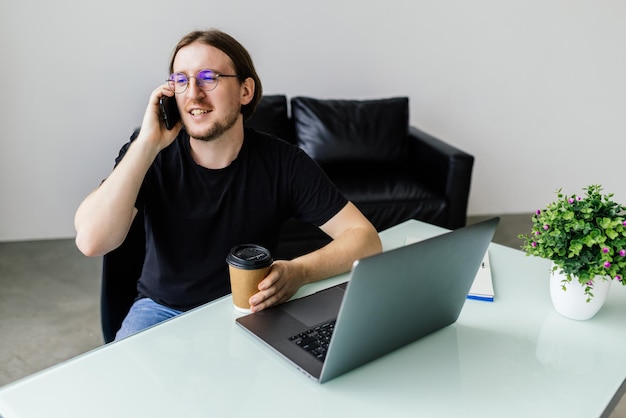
[{"xmin": 240, "ymin": 77, "xmax": 254, "ymax": 105}]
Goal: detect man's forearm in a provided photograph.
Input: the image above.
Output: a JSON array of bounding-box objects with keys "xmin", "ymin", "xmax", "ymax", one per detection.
[
  {"xmin": 292, "ymin": 225, "xmax": 382, "ymax": 286},
  {"xmin": 74, "ymin": 139, "xmax": 159, "ymax": 256}
]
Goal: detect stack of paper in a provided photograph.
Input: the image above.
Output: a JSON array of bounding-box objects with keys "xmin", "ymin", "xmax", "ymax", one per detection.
[{"xmin": 466, "ymin": 251, "xmax": 494, "ymax": 301}]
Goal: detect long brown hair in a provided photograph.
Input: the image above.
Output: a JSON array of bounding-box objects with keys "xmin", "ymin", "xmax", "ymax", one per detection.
[{"xmin": 169, "ymin": 29, "xmax": 263, "ymax": 121}]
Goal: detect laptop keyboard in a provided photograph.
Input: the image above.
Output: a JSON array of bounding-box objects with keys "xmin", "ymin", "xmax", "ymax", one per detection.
[{"xmin": 288, "ymin": 320, "xmax": 336, "ymax": 361}]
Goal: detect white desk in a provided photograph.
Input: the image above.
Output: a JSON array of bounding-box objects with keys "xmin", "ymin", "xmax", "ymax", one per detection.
[{"xmin": 1, "ymin": 220, "xmax": 625, "ymax": 418}]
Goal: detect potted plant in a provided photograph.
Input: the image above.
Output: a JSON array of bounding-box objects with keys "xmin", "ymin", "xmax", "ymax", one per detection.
[{"xmin": 519, "ymin": 185, "xmax": 626, "ymax": 309}]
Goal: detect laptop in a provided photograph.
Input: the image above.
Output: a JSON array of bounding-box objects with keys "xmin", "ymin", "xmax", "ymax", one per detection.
[{"xmin": 236, "ymin": 217, "xmax": 499, "ymax": 383}]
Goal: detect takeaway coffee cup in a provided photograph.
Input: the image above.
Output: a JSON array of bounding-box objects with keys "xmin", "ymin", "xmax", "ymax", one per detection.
[{"xmin": 226, "ymin": 244, "xmax": 273, "ymax": 313}]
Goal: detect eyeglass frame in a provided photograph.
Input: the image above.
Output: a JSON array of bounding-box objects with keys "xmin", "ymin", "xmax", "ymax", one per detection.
[{"xmin": 166, "ymin": 69, "xmax": 240, "ymax": 94}]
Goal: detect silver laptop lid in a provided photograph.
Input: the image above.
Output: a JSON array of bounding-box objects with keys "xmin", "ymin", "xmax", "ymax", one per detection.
[{"xmin": 319, "ymin": 217, "xmax": 499, "ymax": 382}]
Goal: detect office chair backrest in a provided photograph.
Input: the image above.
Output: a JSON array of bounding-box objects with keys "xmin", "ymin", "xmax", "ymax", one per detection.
[{"xmin": 100, "ymin": 213, "xmax": 146, "ymax": 343}]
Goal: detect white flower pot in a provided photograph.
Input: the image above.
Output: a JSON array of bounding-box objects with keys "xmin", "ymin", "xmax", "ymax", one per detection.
[{"xmin": 549, "ymin": 263, "xmax": 612, "ymax": 320}]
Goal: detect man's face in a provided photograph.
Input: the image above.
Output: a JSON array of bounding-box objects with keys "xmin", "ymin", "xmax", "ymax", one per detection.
[{"xmin": 172, "ymin": 42, "xmax": 249, "ymax": 141}]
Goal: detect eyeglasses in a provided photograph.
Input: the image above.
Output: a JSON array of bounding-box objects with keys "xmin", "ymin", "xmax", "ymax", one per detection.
[{"xmin": 166, "ymin": 70, "xmax": 239, "ymax": 94}]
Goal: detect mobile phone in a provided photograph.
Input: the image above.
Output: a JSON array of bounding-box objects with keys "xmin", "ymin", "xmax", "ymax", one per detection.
[{"xmin": 159, "ymin": 96, "xmax": 181, "ymax": 130}]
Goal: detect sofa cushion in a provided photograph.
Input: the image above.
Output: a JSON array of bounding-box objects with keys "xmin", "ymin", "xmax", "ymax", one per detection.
[
  {"xmin": 291, "ymin": 96, "xmax": 409, "ymax": 164},
  {"xmin": 245, "ymin": 95, "xmax": 294, "ymax": 144}
]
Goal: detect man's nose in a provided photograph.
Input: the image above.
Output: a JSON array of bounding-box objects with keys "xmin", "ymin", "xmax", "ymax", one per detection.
[{"xmin": 186, "ymin": 78, "xmax": 206, "ymax": 99}]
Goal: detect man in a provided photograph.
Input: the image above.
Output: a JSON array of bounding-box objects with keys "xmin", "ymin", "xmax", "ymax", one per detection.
[{"xmin": 74, "ymin": 29, "xmax": 381, "ymax": 340}]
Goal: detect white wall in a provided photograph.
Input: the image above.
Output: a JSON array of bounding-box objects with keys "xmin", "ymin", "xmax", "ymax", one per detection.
[{"xmin": 2, "ymin": 0, "xmax": 625, "ymax": 241}]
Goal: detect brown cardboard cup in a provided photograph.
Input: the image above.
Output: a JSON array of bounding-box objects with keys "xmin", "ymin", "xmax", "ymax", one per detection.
[{"xmin": 226, "ymin": 244, "xmax": 273, "ymax": 313}]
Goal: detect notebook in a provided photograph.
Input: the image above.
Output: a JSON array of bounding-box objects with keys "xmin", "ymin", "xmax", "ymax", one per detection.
[{"xmin": 235, "ymin": 217, "xmax": 499, "ymax": 383}]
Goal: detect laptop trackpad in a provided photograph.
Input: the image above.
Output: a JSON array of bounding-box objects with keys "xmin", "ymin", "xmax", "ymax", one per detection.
[{"xmin": 280, "ymin": 284, "xmax": 346, "ymax": 328}]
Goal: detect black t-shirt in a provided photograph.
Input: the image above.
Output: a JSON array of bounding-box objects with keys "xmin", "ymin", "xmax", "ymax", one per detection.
[{"xmin": 114, "ymin": 128, "xmax": 347, "ymax": 311}]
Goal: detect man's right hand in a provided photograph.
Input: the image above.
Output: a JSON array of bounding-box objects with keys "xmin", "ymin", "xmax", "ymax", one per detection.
[{"xmin": 136, "ymin": 85, "xmax": 183, "ymax": 152}]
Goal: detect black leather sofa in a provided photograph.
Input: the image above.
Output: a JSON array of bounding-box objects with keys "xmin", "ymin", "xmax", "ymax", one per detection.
[{"xmin": 244, "ymin": 95, "xmax": 475, "ymax": 260}]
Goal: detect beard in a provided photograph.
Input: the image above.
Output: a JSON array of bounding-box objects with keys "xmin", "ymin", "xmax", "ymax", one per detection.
[{"xmin": 184, "ymin": 106, "xmax": 241, "ymax": 142}]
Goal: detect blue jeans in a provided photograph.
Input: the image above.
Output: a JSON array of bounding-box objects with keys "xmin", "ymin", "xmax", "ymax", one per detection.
[{"xmin": 115, "ymin": 298, "xmax": 183, "ymax": 341}]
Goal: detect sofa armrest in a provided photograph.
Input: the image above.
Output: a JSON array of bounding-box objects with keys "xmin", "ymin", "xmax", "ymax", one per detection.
[{"xmin": 408, "ymin": 126, "xmax": 474, "ymax": 229}]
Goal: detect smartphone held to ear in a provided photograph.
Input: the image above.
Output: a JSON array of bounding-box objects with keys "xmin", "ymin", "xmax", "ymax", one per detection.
[{"xmin": 159, "ymin": 96, "xmax": 181, "ymax": 130}]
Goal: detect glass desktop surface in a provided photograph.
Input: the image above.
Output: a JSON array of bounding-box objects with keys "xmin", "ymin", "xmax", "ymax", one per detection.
[{"xmin": 1, "ymin": 220, "xmax": 625, "ymax": 418}]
